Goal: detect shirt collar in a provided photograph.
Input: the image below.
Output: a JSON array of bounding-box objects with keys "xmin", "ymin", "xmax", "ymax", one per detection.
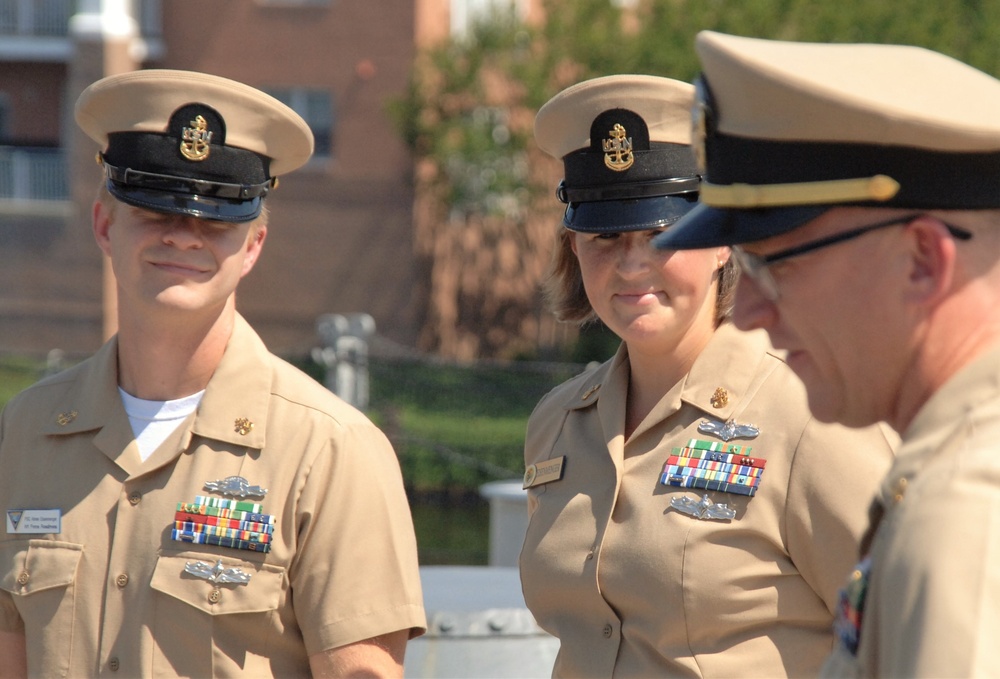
[
  {"xmin": 893, "ymin": 341, "xmax": 1000, "ymax": 475},
  {"xmin": 189, "ymin": 313, "xmax": 272, "ymax": 449},
  {"xmin": 41, "ymin": 314, "xmax": 273, "ymax": 453},
  {"xmin": 561, "ymin": 323, "xmax": 775, "ymax": 419}
]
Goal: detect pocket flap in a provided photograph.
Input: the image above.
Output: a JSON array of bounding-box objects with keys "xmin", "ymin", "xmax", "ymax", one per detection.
[
  {"xmin": 150, "ymin": 552, "xmax": 285, "ymax": 616},
  {"xmin": 0, "ymin": 540, "xmax": 83, "ymax": 595}
]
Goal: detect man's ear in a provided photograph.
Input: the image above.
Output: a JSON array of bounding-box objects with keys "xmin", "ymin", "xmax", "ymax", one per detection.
[
  {"xmin": 902, "ymin": 216, "xmax": 958, "ymax": 306},
  {"xmin": 241, "ymin": 224, "xmax": 267, "ymax": 278},
  {"xmin": 92, "ymin": 199, "xmax": 114, "ymax": 257}
]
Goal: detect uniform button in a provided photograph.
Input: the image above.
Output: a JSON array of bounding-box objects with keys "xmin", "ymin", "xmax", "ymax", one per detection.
[
  {"xmin": 16, "ymin": 571, "xmax": 28, "ymax": 586},
  {"xmin": 603, "ymin": 624, "xmax": 613, "ymax": 638},
  {"xmin": 128, "ymin": 491, "xmax": 142, "ymax": 506},
  {"xmin": 208, "ymin": 588, "xmax": 222, "ymax": 604},
  {"xmin": 116, "ymin": 573, "xmax": 129, "ymax": 588},
  {"xmin": 108, "ymin": 657, "xmax": 120, "ymax": 672},
  {"xmin": 586, "ymin": 551, "xmax": 594, "ymax": 561},
  {"xmin": 893, "ymin": 477, "xmax": 908, "ymax": 504}
]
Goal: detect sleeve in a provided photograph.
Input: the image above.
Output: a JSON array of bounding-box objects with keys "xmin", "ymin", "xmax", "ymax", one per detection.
[
  {"xmin": 290, "ymin": 418, "xmax": 426, "ymax": 655},
  {"xmin": 784, "ymin": 419, "xmax": 896, "ymax": 614},
  {"xmin": 0, "ymin": 404, "xmax": 24, "ymax": 634},
  {"xmin": 873, "ymin": 473, "xmax": 1000, "ymax": 677}
]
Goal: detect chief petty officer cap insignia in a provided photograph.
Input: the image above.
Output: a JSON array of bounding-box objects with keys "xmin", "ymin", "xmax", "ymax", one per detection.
[
  {"xmin": 654, "ymin": 31, "xmax": 1000, "ymax": 251},
  {"xmin": 75, "ymin": 69, "xmax": 314, "ymax": 223},
  {"xmin": 534, "ymin": 74, "xmax": 701, "ymax": 233}
]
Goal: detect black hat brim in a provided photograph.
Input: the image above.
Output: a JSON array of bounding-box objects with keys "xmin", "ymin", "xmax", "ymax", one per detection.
[
  {"xmin": 564, "ymin": 193, "xmax": 700, "ymax": 233},
  {"xmin": 653, "ymin": 202, "xmax": 829, "ymax": 249},
  {"xmin": 108, "ymin": 181, "xmax": 263, "ymax": 223}
]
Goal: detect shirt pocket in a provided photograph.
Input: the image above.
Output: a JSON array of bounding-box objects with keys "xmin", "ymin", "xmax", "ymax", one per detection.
[
  {"xmin": 0, "ymin": 539, "xmax": 83, "ymax": 676},
  {"xmin": 149, "ymin": 551, "xmax": 287, "ymax": 676}
]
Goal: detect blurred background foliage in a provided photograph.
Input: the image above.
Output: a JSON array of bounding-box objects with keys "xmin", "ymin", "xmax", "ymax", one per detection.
[
  {"xmin": 392, "ymin": 0, "xmax": 1000, "ymax": 227},
  {"xmin": 390, "ymin": 0, "xmax": 1000, "ymax": 361}
]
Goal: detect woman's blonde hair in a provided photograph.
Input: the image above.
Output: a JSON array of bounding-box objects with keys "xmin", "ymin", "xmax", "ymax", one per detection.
[{"xmin": 543, "ymin": 227, "xmax": 739, "ymax": 327}]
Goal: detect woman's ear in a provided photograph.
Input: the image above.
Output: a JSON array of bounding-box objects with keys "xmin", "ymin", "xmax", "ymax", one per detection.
[{"xmin": 716, "ymin": 246, "xmax": 731, "ymax": 269}]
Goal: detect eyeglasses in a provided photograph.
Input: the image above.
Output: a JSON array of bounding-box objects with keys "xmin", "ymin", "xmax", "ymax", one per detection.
[{"xmin": 731, "ymin": 213, "xmax": 973, "ymax": 301}]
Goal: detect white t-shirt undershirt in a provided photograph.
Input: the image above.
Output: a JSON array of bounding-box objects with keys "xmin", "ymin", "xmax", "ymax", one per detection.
[{"xmin": 119, "ymin": 387, "xmax": 205, "ymax": 462}]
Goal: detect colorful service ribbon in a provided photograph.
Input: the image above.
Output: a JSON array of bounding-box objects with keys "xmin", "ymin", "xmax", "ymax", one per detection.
[
  {"xmin": 660, "ymin": 438, "xmax": 767, "ymax": 497},
  {"xmin": 171, "ymin": 498, "xmax": 275, "ymax": 554}
]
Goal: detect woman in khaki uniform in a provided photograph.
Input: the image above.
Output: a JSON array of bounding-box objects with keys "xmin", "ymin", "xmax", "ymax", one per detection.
[{"xmin": 518, "ymin": 75, "xmax": 896, "ymax": 678}]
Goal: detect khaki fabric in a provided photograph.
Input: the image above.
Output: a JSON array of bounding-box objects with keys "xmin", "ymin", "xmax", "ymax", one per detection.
[
  {"xmin": 0, "ymin": 315, "xmax": 425, "ymax": 677},
  {"xmin": 695, "ymin": 31, "xmax": 1000, "ymax": 153},
  {"xmin": 534, "ymin": 74, "xmax": 693, "ymax": 158},
  {"xmin": 519, "ymin": 323, "xmax": 895, "ymax": 678},
  {"xmin": 822, "ymin": 342, "xmax": 1000, "ymax": 678}
]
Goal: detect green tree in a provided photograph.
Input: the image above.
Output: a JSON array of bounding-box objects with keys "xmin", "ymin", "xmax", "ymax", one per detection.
[{"xmin": 392, "ymin": 0, "xmax": 1000, "ymax": 360}]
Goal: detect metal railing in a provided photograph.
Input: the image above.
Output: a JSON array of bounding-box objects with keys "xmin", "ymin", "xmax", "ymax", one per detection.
[
  {"xmin": 0, "ymin": 0, "xmax": 72, "ymax": 36},
  {"xmin": 0, "ymin": 146, "xmax": 68, "ymax": 201},
  {"xmin": 0, "ymin": 0, "xmax": 161, "ymax": 38}
]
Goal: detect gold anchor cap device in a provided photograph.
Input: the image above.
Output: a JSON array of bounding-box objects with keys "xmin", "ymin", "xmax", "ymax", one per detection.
[
  {"xmin": 75, "ymin": 69, "xmax": 314, "ymax": 223},
  {"xmin": 534, "ymin": 74, "xmax": 699, "ymax": 233}
]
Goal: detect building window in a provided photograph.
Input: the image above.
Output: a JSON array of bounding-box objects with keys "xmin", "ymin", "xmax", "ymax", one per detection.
[
  {"xmin": 0, "ymin": 93, "xmax": 9, "ymax": 144},
  {"xmin": 450, "ymin": 0, "xmax": 526, "ymax": 38},
  {"xmin": 265, "ymin": 88, "xmax": 335, "ymax": 159},
  {"xmin": 254, "ymin": 0, "xmax": 331, "ymax": 6}
]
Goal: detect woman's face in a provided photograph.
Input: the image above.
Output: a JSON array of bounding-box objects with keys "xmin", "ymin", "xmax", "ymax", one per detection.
[{"xmin": 571, "ymin": 228, "xmax": 729, "ymax": 355}]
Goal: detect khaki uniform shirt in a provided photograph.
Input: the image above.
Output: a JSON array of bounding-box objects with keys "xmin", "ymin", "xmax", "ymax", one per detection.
[
  {"xmin": 822, "ymin": 342, "xmax": 1000, "ymax": 678},
  {"xmin": 519, "ymin": 324, "xmax": 895, "ymax": 678},
  {"xmin": 0, "ymin": 315, "xmax": 425, "ymax": 677}
]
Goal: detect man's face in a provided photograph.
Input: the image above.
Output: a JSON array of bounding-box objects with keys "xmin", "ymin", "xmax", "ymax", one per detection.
[
  {"xmin": 730, "ymin": 207, "xmax": 913, "ymax": 428},
  {"xmin": 93, "ymin": 199, "xmax": 266, "ymax": 319}
]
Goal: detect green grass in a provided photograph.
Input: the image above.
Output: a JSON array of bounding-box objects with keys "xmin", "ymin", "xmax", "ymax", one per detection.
[
  {"xmin": 367, "ymin": 357, "xmax": 582, "ymax": 492},
  {"xmin": 0, "ymin": 357, "xmax": 48, "ymax": 405}
]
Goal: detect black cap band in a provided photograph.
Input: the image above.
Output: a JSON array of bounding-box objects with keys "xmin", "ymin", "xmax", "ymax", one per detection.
[
  {"xmin": 103, "ymin": 162, "xmax": 272, "ymax": 201},
  {"xmin": 557, "ymin": 176, "xmax": 699, "ymax": 204},
  {"xmin": 707, "ymin": 131, "xmax": 1000, "ymax": 210}
]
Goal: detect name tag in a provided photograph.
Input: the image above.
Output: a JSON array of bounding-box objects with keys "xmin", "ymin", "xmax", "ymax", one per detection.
[
  {"xmin": 523, "ymin": 456, "xmax": 565, "ymax": 489},
  {"xmin": 6, "ymin": 509, "xmax": 61, "ymax": 534}
]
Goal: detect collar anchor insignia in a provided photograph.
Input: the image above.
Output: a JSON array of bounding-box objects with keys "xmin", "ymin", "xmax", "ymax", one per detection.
[
  {"xmin": 710, "ymin": 387, "xmax": 729, "ymax": 408},
  {"xmin": 234, "ymin": 417, "xmax": 254, "ymax": 435}
]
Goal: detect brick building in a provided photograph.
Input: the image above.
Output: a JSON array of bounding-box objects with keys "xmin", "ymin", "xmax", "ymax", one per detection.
[
  {"xmin": 0, "ymin": 0, "xmax": 443, "ymax": 359},
  {"xmin": 0, "ymin": 0, "xmax": 557, "ymax": 362}
]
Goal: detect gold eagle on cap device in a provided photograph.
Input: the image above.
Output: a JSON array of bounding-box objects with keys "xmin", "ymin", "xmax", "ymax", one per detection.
[
  {"xmin": 603, "ymin": 123, "xmax": 634, "ymax": 171},
  {"xmin": 180, "ymin": 114, "xmax": 212, "ymax": 161}
]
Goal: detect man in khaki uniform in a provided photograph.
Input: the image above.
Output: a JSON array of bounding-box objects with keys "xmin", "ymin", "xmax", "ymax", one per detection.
[
  {"xmin": 656, "ymin": 31, "xmax": 1000, "ymax": 677},
  {"xmin": 0, "ymin": 70, "xmax": 425, "ymax": 677},
  {"xmin": 519, "ymin": 74, "xmax": 895, "ymax": 678}
]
